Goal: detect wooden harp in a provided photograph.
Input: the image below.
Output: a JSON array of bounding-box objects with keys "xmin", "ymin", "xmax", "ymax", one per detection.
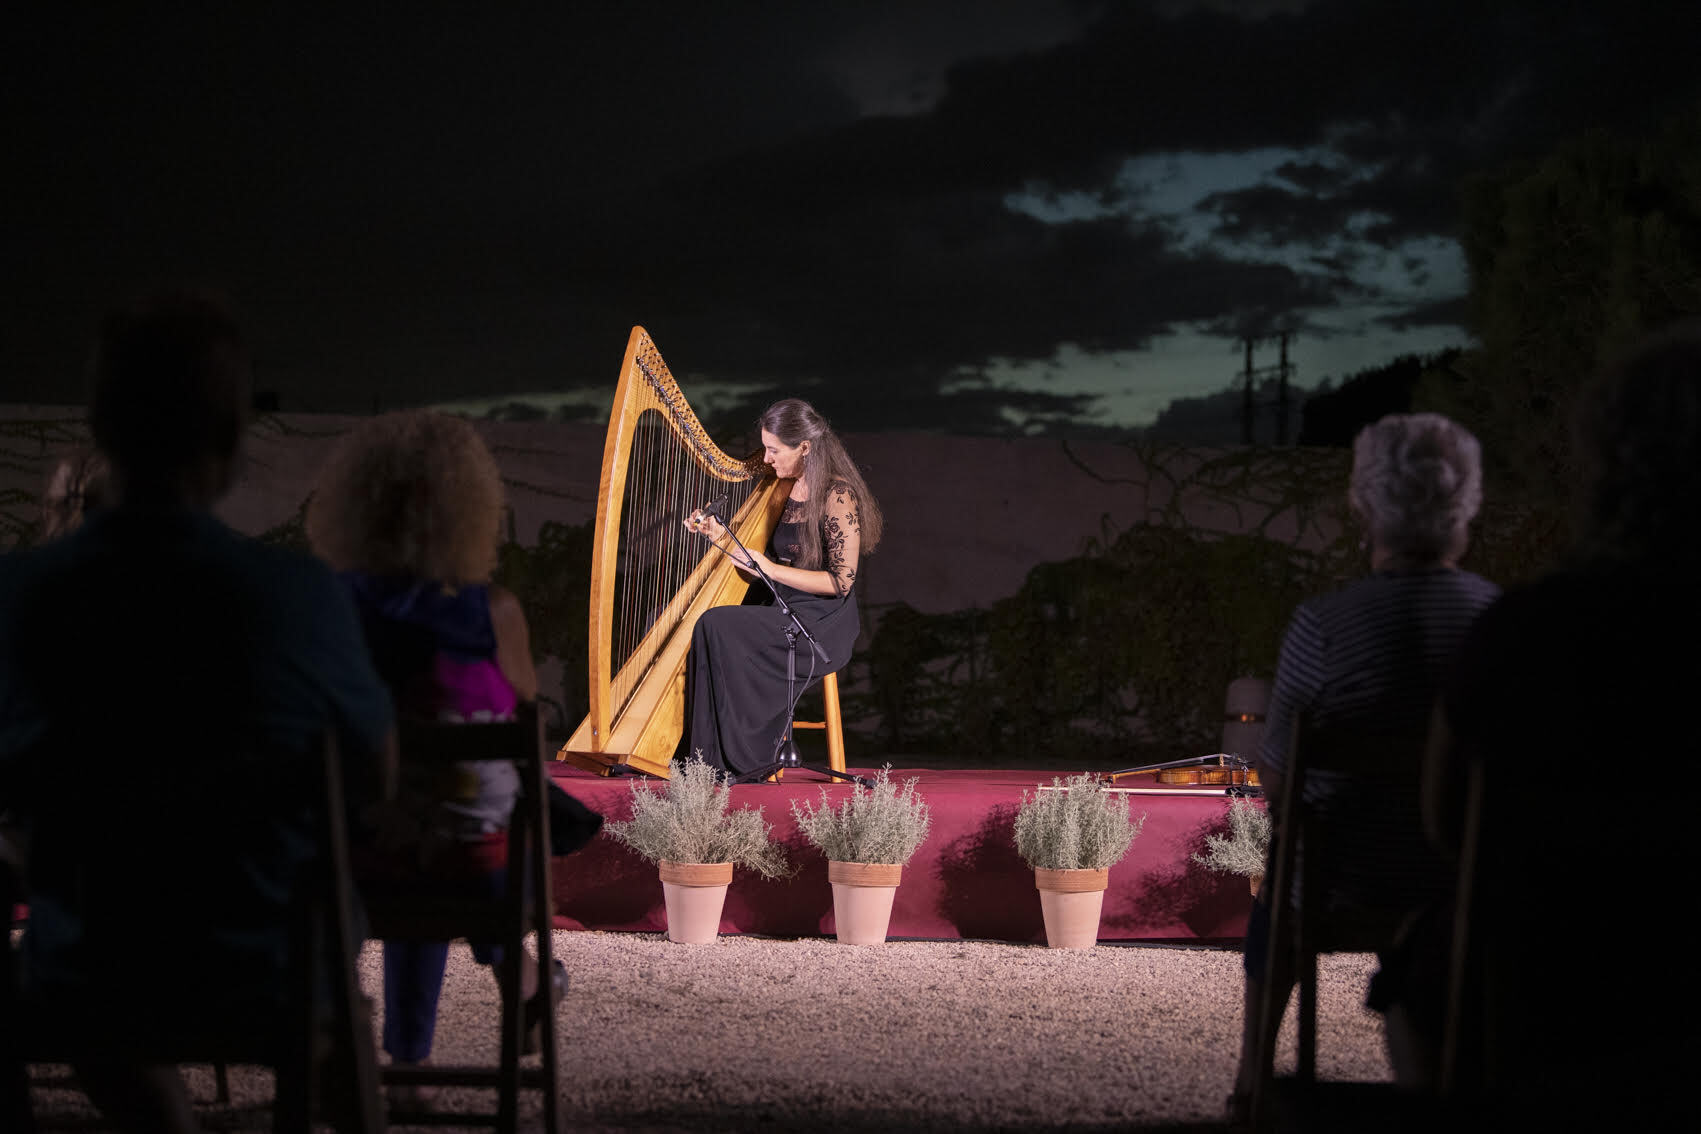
[{"xmin": 557, "ymin": 327, "xmax": 786, "ymax": 777}]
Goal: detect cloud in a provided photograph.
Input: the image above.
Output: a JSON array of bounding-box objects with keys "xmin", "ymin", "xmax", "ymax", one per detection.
[
  {"xmin": 3, "ymin": 1, "xmax": 1696, "ymax": 426},
  {"xmin": 1376, "ymin": 295, "xmax": 1470, "ymax": 332},
  {"xmin": 1200, "ymin": 184, "xmax": 1353, "ymax": 246},
  {"xmin": 1274, "ymin": 160, "xmax": 1353, "ymax": 195},
  {"xmin": 547, "ymin": 0, "xmax": 1697, "ymax": 409}
]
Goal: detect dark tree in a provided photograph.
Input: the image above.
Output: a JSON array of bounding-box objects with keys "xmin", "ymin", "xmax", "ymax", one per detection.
[
  {"xmin": 1416, "ymin": 112, "xmax": 1701, "ymax": 573},
  {"xmin": 1297, "ymin": 350, "xmax": 1462, "ymax": 447}
]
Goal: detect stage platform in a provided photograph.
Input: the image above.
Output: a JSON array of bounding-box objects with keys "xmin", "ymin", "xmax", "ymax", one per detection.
[{"xmin": 547, "ymin": 766, "xmax": 1254, "ymax": 945}]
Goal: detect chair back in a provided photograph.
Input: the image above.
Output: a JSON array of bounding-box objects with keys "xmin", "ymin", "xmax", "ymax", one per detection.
[
  {"xmin": 396, "ymin": 703, "xmax": 543, "ymax": 767},
  {"xmin": 1292, "ymin": 722, "xmax": 1430, "ymax": 780},
  {"xmin": 1254, "ymin": 711, "xmax": 1436, "ymax": 1124},
  {"xmin": 6, "ymin": 730, "xmax": 382, "ymax": 1133},
  {"xmin": 1282, "ymin": 718, "xmax": 1431, "ymax": 950},
  {"xmin": 380, "ymin": 702, "xmax": 549, "ymax": 929},
  {"xmin": 366, "ymin": 701, "xmax": 561, "ymax": 1134}
]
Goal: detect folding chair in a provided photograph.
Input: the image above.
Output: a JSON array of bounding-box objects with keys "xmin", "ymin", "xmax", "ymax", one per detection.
[
  {"xmin": 1438, "ymin": 758, "xmax": 1485, "ymax": 1102},
  {"xmin": 1249, "ymin": 717, "xmax": 1431, "ymax": 1130},
  {"xmin": 362, "ymin": 701, "xmax": 561, "ymax": 1134},
  {"xmin": 2, "ymin": 847, "xmax": 30, "ymax": 1132},
  {"xmin": 6, "ymin": 732, "xmax": 383, "ymax": 1134}
]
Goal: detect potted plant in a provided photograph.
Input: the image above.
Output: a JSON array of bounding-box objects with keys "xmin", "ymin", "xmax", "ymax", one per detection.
[
  {"xmin": 1013, "ymin": 773, "xmax": 1144, "ymax": 948},
  {"xmin": 790, "ymin": 766, "xmax": 933, "ymax": 945},
  {"xmin": 1192, "ymin": 796, "xmax": 1271, "ymax": 897},
  {"xmin": 605, "ymin": 756, "xmax": 790, "ymax": 943}
]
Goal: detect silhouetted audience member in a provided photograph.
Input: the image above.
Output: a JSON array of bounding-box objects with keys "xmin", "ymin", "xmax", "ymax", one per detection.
[
  {"xmin": 0, "ymin": 289, "xmax": 395, "ymax": 1133},
  {"xmin": 1228, "ymin": 413, "xmax": 1500, "ymax": 1118},
  {"xmin": 306, "ymin": 409, "xmax": 597, "ymax": 1102},
  {"xmin": 1409, "ymin": 325, "xmax": 1700, "ymax": 1126},
  {"xmin": 0, "ymin": 452, "xmax": 114, "ymax": 887}
]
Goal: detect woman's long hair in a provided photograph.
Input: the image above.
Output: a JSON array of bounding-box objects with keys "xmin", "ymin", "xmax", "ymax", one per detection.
[{"xmin": 758, "ymin": 398, "xmax": 882, "ymax": 573}]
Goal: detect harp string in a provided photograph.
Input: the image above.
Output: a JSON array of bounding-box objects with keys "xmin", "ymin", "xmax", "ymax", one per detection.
[{"xmin": 606, "ymin": 395, "xmax": 760, "ymax": 725}]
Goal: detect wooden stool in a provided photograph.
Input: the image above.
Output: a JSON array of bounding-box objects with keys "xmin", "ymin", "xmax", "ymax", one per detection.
[{"xmin": 790, "ymin": 670, "xmax": 846, "ymax": 772}]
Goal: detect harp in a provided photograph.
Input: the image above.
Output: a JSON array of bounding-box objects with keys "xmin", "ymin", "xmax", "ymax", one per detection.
[{"xmin": 557, "ymin": 327, "xmax": 786, "ymax": 778}]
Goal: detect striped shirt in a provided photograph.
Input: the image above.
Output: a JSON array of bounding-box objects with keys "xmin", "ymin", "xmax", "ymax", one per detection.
[{"xmin": 1259, "ymin": 567, "xmax": 1500, "ymax": 911}]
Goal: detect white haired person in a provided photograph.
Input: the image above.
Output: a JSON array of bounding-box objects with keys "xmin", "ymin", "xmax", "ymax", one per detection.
[
  {"xmin": 681, "ymin": 398, "xmax": 882, "ymax": 778},
  {"xmin": 1227, "ymin": 413, "xmax": 1501, "ymax": 1121}
]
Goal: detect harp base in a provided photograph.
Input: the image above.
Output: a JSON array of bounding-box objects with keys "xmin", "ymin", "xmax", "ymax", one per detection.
[
  {"xmin": 556, "ymin": 748, "xmax": 646, "ymax": 778},
  {"xmin": 556, "ymin": 710, "xmax": 679, "ymax": 780}
]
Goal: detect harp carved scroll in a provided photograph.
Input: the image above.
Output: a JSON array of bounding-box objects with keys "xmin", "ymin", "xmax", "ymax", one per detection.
[{"xmin": 558, "ymin": 327, "xmax": 786, "ymax": 778}]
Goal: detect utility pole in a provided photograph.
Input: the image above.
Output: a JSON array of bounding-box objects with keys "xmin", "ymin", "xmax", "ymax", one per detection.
[
  {"xmin": 1240, "ymin": 337, "xmax": 1255, "ymax": 445},
  {"xmin": 1234, "ymin": 331, "xmax": 1297, "ymax": 445}
]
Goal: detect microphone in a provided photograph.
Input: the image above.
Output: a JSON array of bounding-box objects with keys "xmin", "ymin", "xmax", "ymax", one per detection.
[{"xmin": 701, "ymin": 492, "xmax": 730, "ymax": 522}]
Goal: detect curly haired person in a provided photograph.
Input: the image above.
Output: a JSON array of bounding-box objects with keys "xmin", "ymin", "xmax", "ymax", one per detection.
[{"xmin": 308, "ymin": 410, "xmax": 597, "ymax": 1097}]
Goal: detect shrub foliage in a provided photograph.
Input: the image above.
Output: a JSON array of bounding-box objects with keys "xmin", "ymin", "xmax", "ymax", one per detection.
[
  {"xmin": 790, "ymin": 765, "xmax": 932, "ymax": 865},
  {"xmin": 606, "ymin": 757, "xmax": 790, "ymax": 878},
  {"xmin": 1191, "ymin": 797, "xmax": 1271, "ymax": 878},
  {"xmin": 1013, "ymin": 773, "xmax": 1144, "ymax": 871}
]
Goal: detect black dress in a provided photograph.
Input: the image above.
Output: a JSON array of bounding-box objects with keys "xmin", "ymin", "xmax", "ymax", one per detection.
[{"xmin": 685, "ymin": 496, "xmax": 861, "ymax": 777}]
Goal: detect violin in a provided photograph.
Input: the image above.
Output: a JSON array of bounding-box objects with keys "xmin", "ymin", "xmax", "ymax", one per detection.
[
  {"xmin": 1155, "ymin": 762, "xmax": 1259, "ymax": 787},
  {"xmin": 1103, "ymin": 754, "xmax": 1261, "ymax": 789}
]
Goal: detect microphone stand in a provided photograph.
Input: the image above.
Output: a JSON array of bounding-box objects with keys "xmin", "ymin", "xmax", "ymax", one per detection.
[{"xmin": 699, "ymin": 501, "xmax": 868, "ymax": 787}]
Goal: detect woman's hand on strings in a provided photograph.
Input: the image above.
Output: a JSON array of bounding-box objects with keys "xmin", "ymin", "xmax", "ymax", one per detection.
[
  {"xmin": 682, "ymin": 508, "xmax": 724, "ymax": 540},
  {"xmin": 685, "ymin": 508, "xmax": 757, "ymax": 571}
]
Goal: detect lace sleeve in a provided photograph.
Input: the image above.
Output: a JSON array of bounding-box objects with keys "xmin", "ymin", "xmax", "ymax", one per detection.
[{"xmin": 821, "ymin": 483, "xmax": 862, "ymax": 597}]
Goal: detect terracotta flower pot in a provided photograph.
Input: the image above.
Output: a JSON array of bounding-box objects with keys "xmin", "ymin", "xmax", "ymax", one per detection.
[
  {"xmin": 827, "ymin": 860, "xmax": 903, "ymax": 945},
  {"xmin": 658, "ymin": 860, "xmax": 733, "ymax": 944},
  {"xmin": 1033, "ymin": 867, "xmax": 1110, "ymax": 949}
]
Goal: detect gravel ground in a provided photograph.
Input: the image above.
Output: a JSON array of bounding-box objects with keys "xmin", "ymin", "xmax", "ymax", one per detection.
[{"xmin": 25, "ymin": 930, "xmax": 1391, "ymax": 1132}]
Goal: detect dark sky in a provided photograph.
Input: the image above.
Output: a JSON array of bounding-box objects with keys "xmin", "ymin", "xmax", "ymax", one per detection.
[{"xmin": 5, "ymin": 1, "xmax": 1695, "ymax": 434}]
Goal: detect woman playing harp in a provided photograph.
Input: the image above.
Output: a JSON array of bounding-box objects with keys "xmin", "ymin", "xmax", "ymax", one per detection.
[{"xmin": 681, "ymin": 398, "xmax": 882, "ymax": 778}]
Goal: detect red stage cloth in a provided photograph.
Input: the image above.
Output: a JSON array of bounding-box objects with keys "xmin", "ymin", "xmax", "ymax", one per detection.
[{"xmin": 547, "ymin": 766, "xmax": 1253, "ymax": 944}]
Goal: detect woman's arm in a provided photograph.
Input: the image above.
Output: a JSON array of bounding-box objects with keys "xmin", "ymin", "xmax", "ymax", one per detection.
[
  {"xmin": 686, "ymin": 486, "xmax": 862, "ymax": 597},
  {"xmin": 818, "ymin": 484, "xmax": 862, "ymax": 596},
  {"xmin": 488, "ymin": 583, "xmax": 539, "ymax": 701}
]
